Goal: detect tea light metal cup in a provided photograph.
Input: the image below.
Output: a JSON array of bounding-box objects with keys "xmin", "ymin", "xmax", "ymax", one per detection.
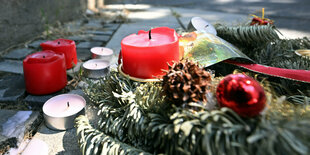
[
  {"xmin": 83, "ymin": 59, "xmax": 110, "ymax": 79},
  {"xmin": 91, "ymin": 47, "xmax": 114, "ymax": 62},
  {"xmin": 43, "ymin": 94, "xmax": 86, "ymax": 131}
]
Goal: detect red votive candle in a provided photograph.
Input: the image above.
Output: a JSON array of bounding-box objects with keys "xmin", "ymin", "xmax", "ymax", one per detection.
[
  {"xmin": 40, "ymin": 38, "xmax": 77, "ymax": 69},
  {"xmin": 23, "ymin": 50, "xmax": 67, "ymax": 95},
  {"xmin": 121, "ymin": 27, "xmax": 179, "ymax": 79}
]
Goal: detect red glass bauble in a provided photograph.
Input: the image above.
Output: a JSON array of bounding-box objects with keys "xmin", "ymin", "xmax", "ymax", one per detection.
[{"xmin": 216, "ymin": 74, "xmax": 266, "ymax": 117}]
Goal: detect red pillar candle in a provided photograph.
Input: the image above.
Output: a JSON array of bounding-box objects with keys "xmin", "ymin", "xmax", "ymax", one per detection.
[
  {"xmin": 121, "ymin": 27, "xmax": 179, "ymax": 79},
  {"xmin": 40, "ymin": 38, "xmax": 77, "ymax": 69},
  {"xmin": 23, "ymin": 50, "xmax": 67, "ymax": 95}
]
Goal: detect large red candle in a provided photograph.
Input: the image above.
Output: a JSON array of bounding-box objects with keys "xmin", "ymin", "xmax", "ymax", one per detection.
[
  {"xmin": 23, "ymin": 50, "xmax": 67, "ymax": 95},
  {"xmin": 121, "ymin": 27, "xmax": 179, "ymax": 79},
  {"xmin": 40, "ymin": 38, "xmax": 77, "ymax": 69}
]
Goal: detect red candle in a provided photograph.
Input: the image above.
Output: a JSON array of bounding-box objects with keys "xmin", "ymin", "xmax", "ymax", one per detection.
[
  {"xmin": 23, "ymin": 50, "xmax": 67, "ymax": 95},
  {"xmin": 121, "ymin": 27, "xmax": 179, "ymax": 79},
  {"xmin": 40, "ymin": 38, "xmax": 77, "ymax": 69}
]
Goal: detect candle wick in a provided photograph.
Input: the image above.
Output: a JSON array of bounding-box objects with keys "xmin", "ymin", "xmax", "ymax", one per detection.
[
  {"xmin": 67, "ymin": 102, "xmax": 70, "ymax": 107},
  {"xmin": 95, "ymin": 63, "xmax": 97, "ymax": 66},
  {"xmin": 58, "ymin": 41, "xmax": 60, "ymax": 45},
  {"xmin": 149, "ymin": 29, "xmax": 152, "ymax": 40},
  {"xmin": 205, "ymin": 25, "xmax": 209, "ymax": 28},
  {"xmin": 43, "ymin": 55, "xmax": 45, "ymax": 58}
]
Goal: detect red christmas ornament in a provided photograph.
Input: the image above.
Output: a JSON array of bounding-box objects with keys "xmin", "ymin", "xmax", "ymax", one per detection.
[{"xmin": 216, "ymin": 74, "xmax": 266, "ymax": 117}]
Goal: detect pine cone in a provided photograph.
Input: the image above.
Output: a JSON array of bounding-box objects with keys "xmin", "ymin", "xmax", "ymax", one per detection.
[{"xmin": 162, "ymin": 60, "xmax": 212, "ymax": 107}]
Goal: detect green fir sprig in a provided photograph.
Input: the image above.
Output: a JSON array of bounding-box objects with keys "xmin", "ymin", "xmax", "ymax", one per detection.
[
  {"xmin": 215, "ymin": 24, "xmax": 280, "ymax": 50},
  {"xmin": 76, "ymin": 70, "xmax": 310, "ymax": 155}
]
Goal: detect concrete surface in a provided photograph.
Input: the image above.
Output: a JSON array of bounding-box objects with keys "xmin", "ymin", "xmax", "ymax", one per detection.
[
  {"xmin": 106, "ymin": 0, "xmax": 310, "ymax": 38},
  {"xmin": 31, "ymin": 125, "xmax": 81, "ymax": 155}
]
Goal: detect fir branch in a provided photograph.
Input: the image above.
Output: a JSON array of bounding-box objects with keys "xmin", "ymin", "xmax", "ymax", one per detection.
[
  {"xmin": 75, "ymin": 115, "xmax": 151, "ymax": 155},
  {"xmin": 85, "ymin": 72, "xmax": 167, "ymax": 150},
  {"xmin": 215, "ymin": 24, "xmax": 279, "ymax": 50},
  {"xmin": 251, "ymin": 38, "xmax": 310, "ymax": 68},
  {"xmin": 79, "ymin": 70, "xmax": 310, "ymax": 155},
  {"xmin": 84, "ymin": 69, "xmax": 139, "ymax": 106}
]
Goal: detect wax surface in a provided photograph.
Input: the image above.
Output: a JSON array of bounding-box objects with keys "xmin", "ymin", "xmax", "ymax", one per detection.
[
  {"xmin": 83, "ymin": 59, "xmax": 109, "ymax": 70},
  {"xmin": 121, "ymin": 27, "xmax": 179, "ymax": 79},
  {"xmin": 122, "ymin": 33, "xmax": 175, "ymax": 47},
  {"xmin": 43, "ymin": 94, "xmax": 86, "ymax": 118},
  {"xmin": 91, "ymin": 47, "xmax": 113, "ymax": 56}
]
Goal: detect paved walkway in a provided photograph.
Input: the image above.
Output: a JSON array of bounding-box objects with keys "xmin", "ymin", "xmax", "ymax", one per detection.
[
  {"xmin": 0, "ymin": 4, "xmax": 309, "ymax": 155},
  {"xmin": 106, "ymin": 0, "xmax": 310, "ymax": 37}
]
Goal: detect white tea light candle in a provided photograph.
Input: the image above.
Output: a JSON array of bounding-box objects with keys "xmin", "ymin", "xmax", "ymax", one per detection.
[
  {"xmin": 83, "ymin": 59, "xmax": 110, "ymax": 78},
  {"xmin": 187, "ymin": 17, "xmax": 217, "ymax": 35},
  {"xmin": 91, "ymin": 47, "xmax": 114, "ymax": 62},
  {"xmin": 295, "ymin": 49, "xmax": 310, "ymax": 58},
  {"xmin": 43, "ymin": 94, "xmax": 86, "ymax": 130}
]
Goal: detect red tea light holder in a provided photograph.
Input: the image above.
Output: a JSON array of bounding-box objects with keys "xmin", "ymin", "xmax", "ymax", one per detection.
[{"xmin": 23, "ymin": 50, "xmax": 67, "ymax": 95}]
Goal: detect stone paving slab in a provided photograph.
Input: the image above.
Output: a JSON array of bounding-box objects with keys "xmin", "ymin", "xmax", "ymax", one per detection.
[
  {"xmin": 3, "ymin": 48, "xmax": 34, "ymax": 60},
  {"xmin": 27, "ymin": 40, "xmax": 47, "ymax": 49},
  {"xmin": 85, "ymin": 30, "xmax": 114, "ymax": 36},
  {"xmin": 76, "ymin": 49, "xmax": 91, "ymax": 61},
  {"xmin": 0, "ymin": 60, "xmax": 23, "ymax": 74},
  {"xmin": 67, "ymin": 34, "xmax": 93, "ymax": 42},
  {"xmin": 103, "ymin": 23, "xmax": 120, "ymax": 30},
  {"xmin": 24, "ymin": 93, "xmax": 58, "ymax": 108},
  {"xmin": 0, "ymin": 75, "xmax": 25, "ymax": 103},
  {"xmin": 91, "ymin": 35, "xmax": 111, "ymax": 42},
  {"xmin": 84, "ymin": 20, "xmax": 103, "ymax": 29},
  {"xmin": 76, "ymin": 41, "xmax": 103, "ymax": 49},
  {"xmin": 0, "ymin": 110, "xmax": 40, "ymax": 154}
]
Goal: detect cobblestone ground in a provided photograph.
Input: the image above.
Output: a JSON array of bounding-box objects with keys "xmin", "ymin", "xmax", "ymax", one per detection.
[{"xmin": 0, "ymin": 11, "xmax": 123, "ymax": 154}]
